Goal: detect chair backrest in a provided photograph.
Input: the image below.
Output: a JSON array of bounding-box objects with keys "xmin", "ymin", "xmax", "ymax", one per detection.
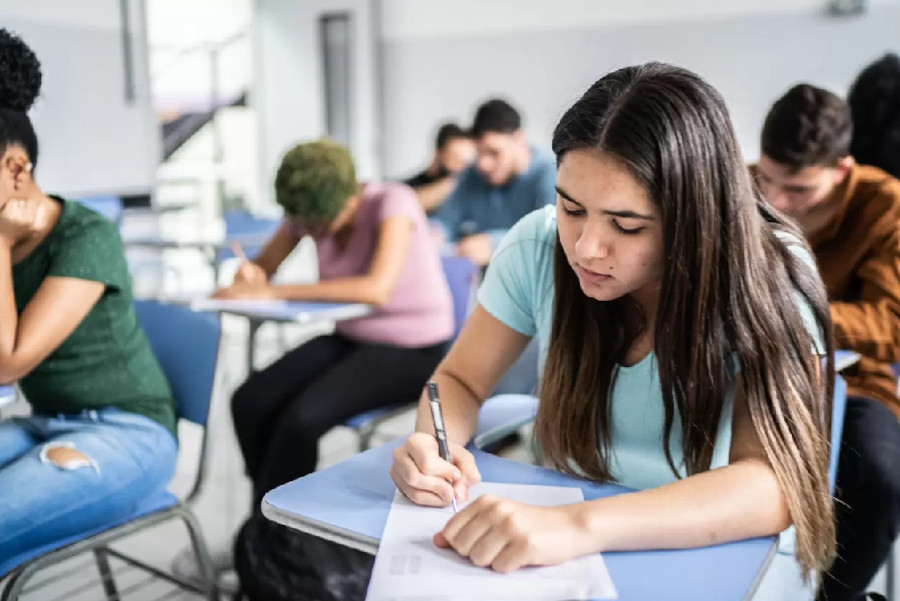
[
  {"xmin": 441, "ymin": 256, "xmax": 480, "ymax": 339},
  {"xmin": 829, "ymin": 375, "xmax": 849, "ymax": 494},
  {"xmin": 134, "ymin": 300, "xmax": 221, "ymax": 427},
  {"xmin": 73, "ymin": 196, "xmax": 124, "ymax": 224}
]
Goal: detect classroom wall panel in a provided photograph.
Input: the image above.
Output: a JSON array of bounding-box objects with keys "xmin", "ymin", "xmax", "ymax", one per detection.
[
  {"xmin": 380, "ymin": 2, "xmax": 900, "ymax": 178},
  {"xmin": 2, "ymin": 0, "xmax": 159, "ymax": 198}
]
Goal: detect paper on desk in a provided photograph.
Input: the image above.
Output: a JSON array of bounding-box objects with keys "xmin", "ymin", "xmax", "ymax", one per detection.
[
  {"xmin": 189, "ymin": 298, "xmax": 288, "ymax": 312},
  {"xmin": 365, "ymin": 482, "xmax": 617, "ymax": 601}
]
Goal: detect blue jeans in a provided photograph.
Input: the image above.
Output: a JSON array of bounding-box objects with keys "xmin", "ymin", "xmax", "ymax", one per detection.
[{"xmin": 0, "ymin": 408, "xmax": 177, "ymax": 561}]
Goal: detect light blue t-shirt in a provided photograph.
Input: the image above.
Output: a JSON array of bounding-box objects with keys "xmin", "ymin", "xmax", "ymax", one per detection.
[
  {"xmin": 477, "ymin": 205, "xmax": 825, "ymax": 491},
  {"xmin": 435, "ymin": 147, "xmax": 556, "ymax": 248}
]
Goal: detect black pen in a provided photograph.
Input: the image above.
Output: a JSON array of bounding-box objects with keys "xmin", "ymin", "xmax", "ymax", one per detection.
[{"xmin": 427, "ymin": 381, "xmax": 458, "ymax": 513}]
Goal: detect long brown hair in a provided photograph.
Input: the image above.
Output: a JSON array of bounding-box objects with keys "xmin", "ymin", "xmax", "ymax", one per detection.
[{"xmin": 536, "ymin": 63, "xmax": 835, "ymax": 579}]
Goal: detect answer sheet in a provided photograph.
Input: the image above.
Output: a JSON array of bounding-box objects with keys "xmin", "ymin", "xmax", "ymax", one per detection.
[
  {"xmin": 189, "ymin": 298, "xmax": 288, "ymax": 312},
  {"xmin": 365, "ymin": 482, "xmax": 617, "ymax": 601}
]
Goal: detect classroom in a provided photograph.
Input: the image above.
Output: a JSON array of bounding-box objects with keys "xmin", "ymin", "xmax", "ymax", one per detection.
[{"xmin": 2, "ymin": 1, "xmax": 900, "ymax": 600}]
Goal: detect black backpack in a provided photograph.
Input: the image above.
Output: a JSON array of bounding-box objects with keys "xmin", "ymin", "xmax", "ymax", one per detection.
[{"xmin": 233, "ymin": 512, "xmax": 375, "ymax": 601}]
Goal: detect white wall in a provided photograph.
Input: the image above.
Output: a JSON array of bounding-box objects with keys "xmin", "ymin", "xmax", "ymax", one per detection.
[
  {"xmin": 381, "ymin": 0, "xmax": 899, "ymax": 38},
  {"xmin": 2, "ymin": 0, "xmax": 159, "ymax": 198},
  {"xmin": 146, "ymin": 0, "xmax": 252, "ymax": 112},
  {"xmin": 253, "ymin": 0, "xmax": 381, "ymax": 207},
  {"xmin": 379, "ymin": 0, "xmax": 900, "ymax": 178}
]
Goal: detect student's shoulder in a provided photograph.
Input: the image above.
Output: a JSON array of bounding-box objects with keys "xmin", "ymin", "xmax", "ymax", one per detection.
[
  {"xmin": 366, "ymin": 181, "xmax": 425, "ymax": 220},
  {"xmin": 375, "ymin": 180, "xmax": 418, "ymax": 203},
  {"xmin": 843, "ymin": 165, "xmax": 900, "ymax": 240},
  {"xmin": 774, "ymin": 228, "xmax": 817, "ymax": 269},
  {"xmin": 53, "ymin": 198, "xmax": 119, "ymax": 244},
  {"xmin": 850, "ymin": 165, "xmax": 900, "ymax": 219},
  {"xmin": 494, "ymin": 205, "xmax": 557, "ymax": 258}
]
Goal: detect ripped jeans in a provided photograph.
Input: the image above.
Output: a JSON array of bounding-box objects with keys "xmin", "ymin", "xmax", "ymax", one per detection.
[{"xmin": 0, "ymin": 408, "xmax": 177, "ymax": 562}]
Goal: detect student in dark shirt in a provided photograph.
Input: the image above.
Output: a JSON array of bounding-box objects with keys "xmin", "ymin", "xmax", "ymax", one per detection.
[
  {"xmin": 0, "ymin": 29, "xmax": 177, "ymax": 561},
  {"xmin": 848, "ymin": 53, "xmax": 900, "ymax": 179},
  {"xmin": 404, "ymin": 123, "xmax": 475, "ymax": 215}
]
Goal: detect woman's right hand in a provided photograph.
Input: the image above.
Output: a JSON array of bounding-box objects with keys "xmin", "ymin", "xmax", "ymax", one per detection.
[
  {"xmin": 390, "ymin": 432, "xmax": 482, "ymax": 507},
  {"xmin": 0, "ymin": 197, "xmax": 44, "ymax": 246},
  {"xmin": 233, "ymin": 261, "xmax": 268, "ymax": 286}
]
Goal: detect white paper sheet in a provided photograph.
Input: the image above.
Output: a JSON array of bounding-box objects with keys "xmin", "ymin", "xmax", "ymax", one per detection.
[
  {"xmin": 189, "ymin": 298, "xmax": 289, "ymax": 312},
  {"xmin": 365, "ymin": 482, "xmax": 617, "ymax": 601}
]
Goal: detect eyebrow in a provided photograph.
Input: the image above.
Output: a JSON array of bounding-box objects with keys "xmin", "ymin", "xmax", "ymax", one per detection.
[{"xmin": 556, "ymin": 186, "xmax": 656, "ymax": 221}]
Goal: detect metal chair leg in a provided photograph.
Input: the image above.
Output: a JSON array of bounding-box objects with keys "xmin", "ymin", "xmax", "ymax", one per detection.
[
  {"xmin": 94, "ymin": 548, "xmax": 119, "ymax": 601},
  {"xmin": 175, "ymin": 506, "xmax": 220, "ymax": 601},
  {"xmin": 2, "ymin": 555, "xmax": 49, "ymax": 601},
  {"xmin": 886, "ymin": 546, "xmax": 896, "ymax": 601},
  {"xmin": 358, "ymin": 425, "xmax": 375, "ymax": 452}
]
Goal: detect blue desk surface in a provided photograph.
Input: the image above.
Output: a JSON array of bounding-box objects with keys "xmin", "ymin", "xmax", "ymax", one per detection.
[
  {"xmin": 122, "ymin": 232, "xmax": 272, "ymax": 251},
  {"xmin": 834, "ymin": 349, "xmax": 860, "ymax": 372},
  {"xmin": 0, "ymin": 385, "xmax": 15, "ymax": 404},
  {"xmin": 263, "ymin": 438, "xmax": 776, "ymax": 601}
]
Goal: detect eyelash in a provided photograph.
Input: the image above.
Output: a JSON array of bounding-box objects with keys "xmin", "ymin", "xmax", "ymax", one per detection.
[
  {"xmin": 563, "ymin": 205, "xmax": 644, "ymax": 235},
  {"xmin": 613, "ymin": 222, "xmax": 644, "ymax": 235}
]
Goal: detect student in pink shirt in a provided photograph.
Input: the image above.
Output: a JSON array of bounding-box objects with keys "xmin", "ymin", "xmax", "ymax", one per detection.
[{"xmin": 215, "ymin": 140, "xmax": 453, "ymax": 504}]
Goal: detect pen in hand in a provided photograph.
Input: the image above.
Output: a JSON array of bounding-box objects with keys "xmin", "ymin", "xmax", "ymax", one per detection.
[
  {"xmin": 230, "ymin": 241, "xmax": 248, "ymax": 262},
  {"xmin": 427, "ymin": 381, "xmax": 458, "ymax": 513}
]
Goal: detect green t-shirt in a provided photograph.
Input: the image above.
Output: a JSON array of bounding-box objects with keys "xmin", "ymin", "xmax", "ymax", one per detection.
[{"xmin": 12, "ymin": 198, "xmax": 177, "ymax": 439}]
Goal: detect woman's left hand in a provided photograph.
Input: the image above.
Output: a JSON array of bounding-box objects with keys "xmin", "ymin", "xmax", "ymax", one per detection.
[
  {"xmin": 211, "ymin": 283, "xmax": 276, "ymax": 300},
  {"xmin": 434, "ymin": 495, "xmax": 595, "ymax": 573}
]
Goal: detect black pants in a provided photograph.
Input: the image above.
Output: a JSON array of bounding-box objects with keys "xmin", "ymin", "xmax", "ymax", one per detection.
[
  {"xmin": 231, "ymin": 334, "xmax": 447, "ymax": 505},
  {"xmin": 819, "ymin": 396, "xmax": 900, "ymax": 601}
]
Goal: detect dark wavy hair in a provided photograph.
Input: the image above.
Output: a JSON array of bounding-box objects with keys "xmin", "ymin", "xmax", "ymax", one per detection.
[
  {"xmin": 849, "ymin": 53, "xmax": 900, "ymax": 178},
  {"xmin": 761, "ymin": 84, "xmax": 852, "ymax": 170},
  {"xmin": 537, "ymin": 63, "xmax": 835, "ymax": 581},
  {"xmin": 0, "ymin": 29, "xmax": 42, "ymax": 168}
]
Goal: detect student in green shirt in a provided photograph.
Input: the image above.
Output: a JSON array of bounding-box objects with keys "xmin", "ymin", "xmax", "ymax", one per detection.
[{"xmin": 0, "ymin": 29, "xmax": 177, "ymax": 562}]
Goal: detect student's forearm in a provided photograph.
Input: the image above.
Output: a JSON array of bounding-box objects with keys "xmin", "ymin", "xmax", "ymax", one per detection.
[
  {"xmin": 831, "ymin": 300, "xmax": 900, "ymax": 362},
  {"xmin": 0, "ymin": 244, "xmax": 19, "ymax": 372},
  {"xmin": 270, "ymin": 277, "xmax": 392, "ymax": 307},
  {"xmin": 577, "ymin": 459, "xmax": 791, "ymax": 552},
  {"xmin": 414, "ymin": 365, "xmax": 482, "ymax": 446},
  {"xmin": 414, "ymin": 178, "xmax": 455, "ymax": 212}
]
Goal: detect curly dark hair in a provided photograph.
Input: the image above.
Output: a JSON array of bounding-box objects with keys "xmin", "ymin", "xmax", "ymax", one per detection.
[
  {"xmin": 848, "ymin": 53, "xmax": 900, "ymax": 178},
  {"xmin": 761, "ymin": 84, "xmax": 852, "ymax": 170},
  {"xmin": 0, "ymin": 28, "xmax": 42, "ymax": 167},
  {"xmin": 274, "ymin": 139, "xmax": 357, "ymax": 224}
]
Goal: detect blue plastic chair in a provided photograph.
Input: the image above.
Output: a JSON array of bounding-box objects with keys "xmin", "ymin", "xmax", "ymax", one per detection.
[
  {"xmin": 344, "ymin": 256, "xmax": 480, "ymax": 450},
  {"xmin": 0, "ymin": 385, "xmax": 16, "ymax": 413},
  {"xmin": 472, "ymin": 394, "xmax": 539, "ymax": 450},
  {"xmin": 1, "ymin": 301, "xmax": 221, "ymax": 601},
  {"xmin": 72, "ymin": 195, "xmax": 124, "ymax": 225},
  {"xmin": 829, "ymin": 375, "xmax": 848, "ymax": 494}
]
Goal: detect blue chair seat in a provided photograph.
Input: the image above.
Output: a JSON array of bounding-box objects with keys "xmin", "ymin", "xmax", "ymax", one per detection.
[
  {"xmin": 0, "ymin": 491, "xmax": 177, "ymax": 578},
  {"xmin": 473, "ymin": 394, "xmax": 539, "ymax": 450},
  {"xmin": 342, "ymin": 257, "xmax": 480, "ymax": 450}
]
